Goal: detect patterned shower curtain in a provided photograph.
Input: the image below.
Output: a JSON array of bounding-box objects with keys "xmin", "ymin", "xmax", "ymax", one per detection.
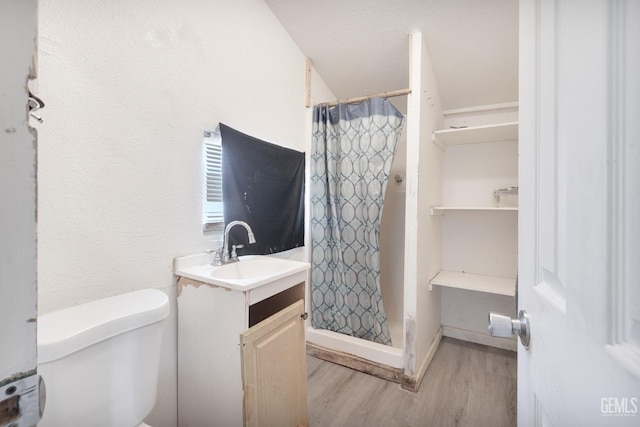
[{"xmin": 310, "ymin": 97, "xmax": 405, "ymax": 345}]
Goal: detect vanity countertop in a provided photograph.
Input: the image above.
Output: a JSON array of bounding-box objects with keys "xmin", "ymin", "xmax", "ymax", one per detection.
[{"xmin": 174, "ymin": 252, "xmax": 309, "ymax": 292}]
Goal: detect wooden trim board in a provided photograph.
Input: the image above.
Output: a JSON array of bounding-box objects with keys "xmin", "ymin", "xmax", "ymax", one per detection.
[
  {"xmin": 306, "ymin": 342, "xmax": 404, "ymax": 384},
  {"xmin": 307, "ymin": 328, "xmax": 444, "ymax": 392},
  {"xmin": 305, "ymin": 58, "xmax": 312, "ymax": 108}
]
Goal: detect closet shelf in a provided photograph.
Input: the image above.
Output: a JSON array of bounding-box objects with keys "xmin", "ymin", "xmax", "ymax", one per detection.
[
  {"xmin": 429, "ymin": 270, "xmax": 516, "ymax": 297},
  {"xmin": 430, "ymin": 206, "xmax": 518, "ymax": 216},
  {"xmin": 432, "ymin": 122, "xmax": 518, "ymax": 149}
]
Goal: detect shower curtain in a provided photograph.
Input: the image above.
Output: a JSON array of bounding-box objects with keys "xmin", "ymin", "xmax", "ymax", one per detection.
[{"xmin": 310, "ymin": 97, "xmax": 405, "ymax": 345}]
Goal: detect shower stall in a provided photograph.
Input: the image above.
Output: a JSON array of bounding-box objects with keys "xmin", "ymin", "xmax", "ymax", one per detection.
[
  {"xmin": 306, "ymin": 98, "xmax": 408, "ymax": 374},
  {"xmin": 305, "ymin": 32, "xmax": 444, "ymax": 389}
]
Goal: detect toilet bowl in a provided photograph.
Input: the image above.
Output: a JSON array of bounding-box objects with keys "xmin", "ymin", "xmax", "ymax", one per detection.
[{"xmin": 37, "ymin": 289, "xmax": 170, "ymax": 427}]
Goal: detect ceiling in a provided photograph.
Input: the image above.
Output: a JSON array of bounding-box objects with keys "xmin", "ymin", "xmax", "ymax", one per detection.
[{"xmin": 264, "ymin": 0, "xmax": 518, "ymax": 111}]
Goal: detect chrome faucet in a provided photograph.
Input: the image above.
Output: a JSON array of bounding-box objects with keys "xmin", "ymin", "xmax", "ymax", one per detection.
[{"xmin": 210, "ymin": 221, "xmax": 256, "ymax": 266}]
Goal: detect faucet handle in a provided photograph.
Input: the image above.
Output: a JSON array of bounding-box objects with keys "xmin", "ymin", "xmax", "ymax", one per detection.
[
  {"xmin": 207, "ymin": 247, "xmax": 224, "ymax": 266},
  {"xmin": 231, "ymin": 244, "xmax": 244, "ymax": 260}
]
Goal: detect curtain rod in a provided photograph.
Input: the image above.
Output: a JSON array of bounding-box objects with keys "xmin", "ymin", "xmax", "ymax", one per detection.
[{"xmin": 322, "ymin": 88, "xmax": 412, "ymax": 108}]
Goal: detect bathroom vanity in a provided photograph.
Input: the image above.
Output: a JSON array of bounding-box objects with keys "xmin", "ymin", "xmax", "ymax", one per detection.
[{"xmin": 175, "ymin": 253, "xmax": 309, "ymax": 427}]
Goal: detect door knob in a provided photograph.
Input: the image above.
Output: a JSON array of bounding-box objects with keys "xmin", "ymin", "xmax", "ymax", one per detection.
[{"xmin": 488, "ymin": 310, "xmax": 530, "ymax": 349}]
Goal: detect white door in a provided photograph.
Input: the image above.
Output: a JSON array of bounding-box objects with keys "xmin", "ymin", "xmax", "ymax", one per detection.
[
  {"xmin": 0, "ymin": 1, "xmax": 42, "ymax": 426},
  {"xmin": 518, "ymin": 0, "xmax": 640, "ymax": 425}
]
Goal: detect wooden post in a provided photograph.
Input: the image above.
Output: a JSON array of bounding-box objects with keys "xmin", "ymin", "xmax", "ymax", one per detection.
[{"xmin": 305, "ymin": 58, "xmax": 312, "ymax": 108}]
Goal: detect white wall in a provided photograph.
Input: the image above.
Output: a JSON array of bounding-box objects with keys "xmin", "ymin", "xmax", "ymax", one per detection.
[
  {"xmin": 36, "ymin": 1, "xmax": 331, "ymax": 425},
  {"xmin": 414, "ymin": 33, "xmax": 445, "ymax": 373},
  {"xmin": 403, "ymin": 32, "xmax": 443, "ymax": 379},
  {"xmin": 0, "ymin": 0, "xmax": 38, "ymax": 385},
  {"xmin": 441, "ymin": 288, "xmax": 515, "ymax": 350},
  {"xmin": 379, "ymin": 125, "xmax": 407, "ymax": 348}
]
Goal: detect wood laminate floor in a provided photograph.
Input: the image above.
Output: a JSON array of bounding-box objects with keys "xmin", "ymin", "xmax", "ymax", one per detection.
[{"xmin": 307, "ymin": 337, "xmax": 517, "ymax": 427}]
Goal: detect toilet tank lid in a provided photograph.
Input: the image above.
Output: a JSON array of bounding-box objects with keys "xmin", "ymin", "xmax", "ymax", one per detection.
[{"xmin": 38, "ymin": 289, "xmax": 170, "ymax": 363}]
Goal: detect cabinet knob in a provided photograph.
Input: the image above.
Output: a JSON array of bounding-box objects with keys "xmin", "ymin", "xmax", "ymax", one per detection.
[{"xmin": 300, "ymin": 312, "xmax": 309, "ymax": 320}]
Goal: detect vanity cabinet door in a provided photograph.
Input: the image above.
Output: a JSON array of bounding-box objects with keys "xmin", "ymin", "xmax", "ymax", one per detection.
[{"xmin": 240, "ymin": 299, "xmax": 308, "ymax": 427}]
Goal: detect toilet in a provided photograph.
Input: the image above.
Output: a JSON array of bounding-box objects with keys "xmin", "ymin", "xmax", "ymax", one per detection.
[{"xmin": 37, "ymin": 289, "xmax": 170, "ymax": 427}]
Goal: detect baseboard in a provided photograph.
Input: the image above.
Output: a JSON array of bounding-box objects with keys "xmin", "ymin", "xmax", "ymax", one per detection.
[
  {"xmin": 307, "ymin": 327, "xmax": 446, "ymax": 392},
  {"xmin": 401, "ymin": 327, "xmax": 442, "ymax": 392},
  {"xmin": 442, "ymin": 325, "xmax": 517, "ymax": 352},
  {"xmin": 306, "ymin": 342, "xmax": 404, "ymax": 384}
]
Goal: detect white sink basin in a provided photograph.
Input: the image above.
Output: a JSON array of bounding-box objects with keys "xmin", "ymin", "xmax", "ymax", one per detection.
[
  {"xmin": 174, "ymin": 253, "xmax": 309, "ymax": 292},
  {"xmin": 211, "ymin": 257, "xmax": 291, "ymax": 280}
]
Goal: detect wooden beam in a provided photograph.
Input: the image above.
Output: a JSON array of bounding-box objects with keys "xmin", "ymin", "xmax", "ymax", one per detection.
[
  {"xmin": 306, "ymin": 342, "xmax": 404, "ymax": 384},
  {"xmin": 305, "ymin": 58, "xmax": 312, "ymax": 108},
  {"xmin": 325, "ymin": 88, "xmax": 412, "ymax": 107}
]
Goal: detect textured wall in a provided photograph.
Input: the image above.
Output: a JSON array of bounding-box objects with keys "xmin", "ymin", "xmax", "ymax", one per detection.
[{"xmin": 36, "ymin": 0, "xmax": 331, "ymax": 424}]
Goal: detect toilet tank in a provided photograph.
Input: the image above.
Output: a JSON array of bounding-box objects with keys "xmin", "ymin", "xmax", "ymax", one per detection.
[{"xmin": 37, "ymin": 289, "xmax": 170, "ymax": 427}]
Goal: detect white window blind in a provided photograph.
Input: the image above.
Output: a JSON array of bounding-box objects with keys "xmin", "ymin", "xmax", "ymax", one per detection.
[{"xmin": 203, "ymin": 129, "xmax": 223, "ymax": 231}]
